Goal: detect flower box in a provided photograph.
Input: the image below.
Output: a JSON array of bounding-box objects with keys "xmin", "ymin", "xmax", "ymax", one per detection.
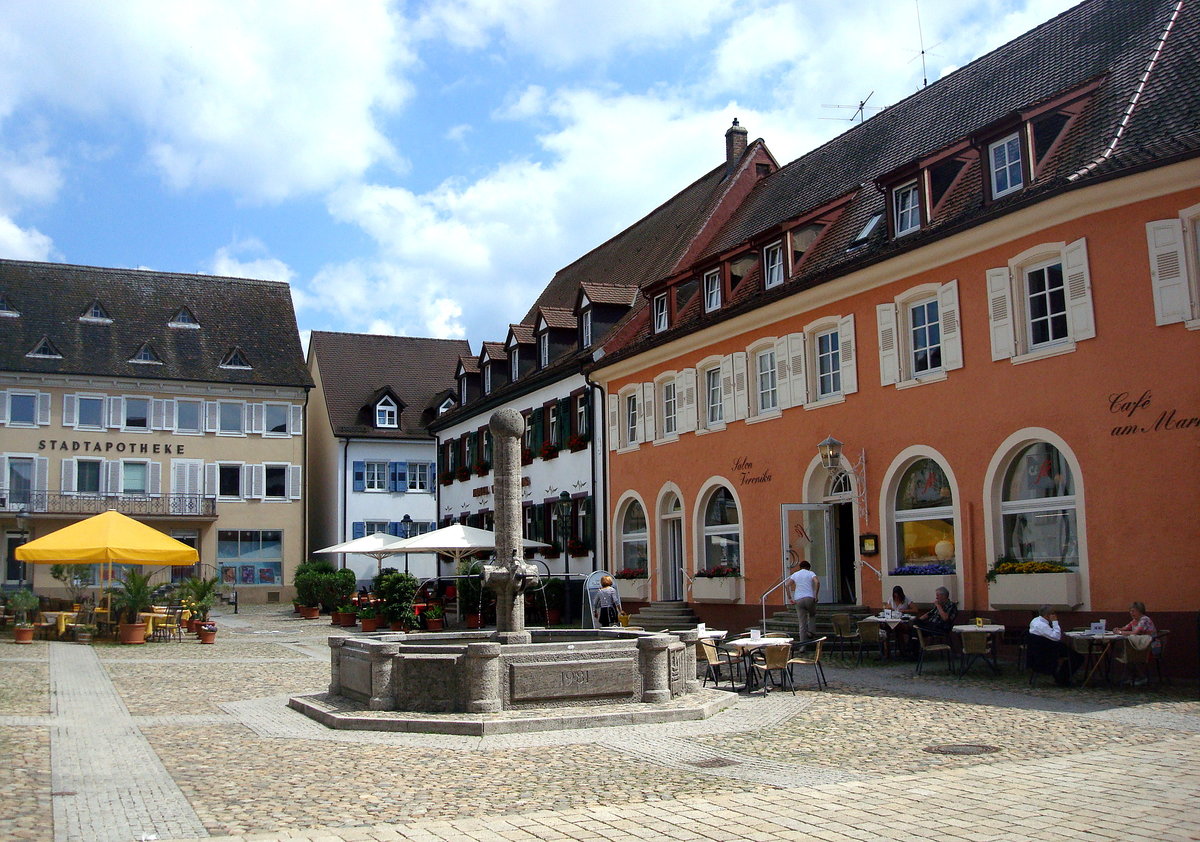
[
  {"xmin": 691, "ymin": 576, "xmax": 743, "ymax": 603},
  {"xmin": 567, "ymin": 434, "xmax": 590, "ymax": 452},
  {"xmin": 882, "ymin": 573, "xmax": 958, "ymax": 605},
  {"xmin": 988, "ymin": 572, "xmax": 1081, "ymax": 610},
  {"xmin": 615, "ymin": 578, "xmax": 650, "ymax": 602}
]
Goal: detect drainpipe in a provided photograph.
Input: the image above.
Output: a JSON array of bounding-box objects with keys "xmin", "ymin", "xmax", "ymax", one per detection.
[
  {"xmin": 583, "ymin": 371, "xmax": 604, "ymax": 573},
  {"xmin": 340, "ymin": 437, "xmax": 350, "ymax": 570}
]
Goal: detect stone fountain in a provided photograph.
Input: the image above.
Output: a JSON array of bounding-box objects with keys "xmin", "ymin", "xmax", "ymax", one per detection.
[{"xmin": 291, "ymin": 409, "xmax": 732, "ymax": 735}]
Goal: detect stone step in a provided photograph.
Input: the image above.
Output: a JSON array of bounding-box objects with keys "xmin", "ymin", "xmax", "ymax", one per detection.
[{"xmin": 627, "ymin": 600, "xmax": 701, "ymax": 632}]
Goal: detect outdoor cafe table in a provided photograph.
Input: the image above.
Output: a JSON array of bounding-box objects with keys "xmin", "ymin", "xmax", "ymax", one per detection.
[
  {"xmin": 696, "ymin": 629, "xmax": 727, "ymax": 640},
  {"xmin": 1066, "ymin": 630, "xmax": 1125, "ymax": 686},
  {"xmin": 723, "ymin": 637, "xmax": 792, "ymax": 692},
  {"xmin": 40, "ymin": 611, "xmax": 77, "ymax": 637},
  {"xmin": 860, "ymin": 614, "xmax": 915, "ymax": 659},
  {"xmin": 952, "ymin": 624, "xmax": 1006, "ymax": 675}
]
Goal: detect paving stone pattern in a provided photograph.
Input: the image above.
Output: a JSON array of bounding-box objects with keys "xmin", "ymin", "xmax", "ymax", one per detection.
[{"xmin": 0, "ymin": 605, "xmax": 1197, "ymax": 842}]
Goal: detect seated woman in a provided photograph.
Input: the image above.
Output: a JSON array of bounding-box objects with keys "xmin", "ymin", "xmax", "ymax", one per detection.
[
  {"xmin": 889, "ymin": 586, "xmax": 913, "ymax": 613},
  {"xmin": 1115, "ymin": 601, "xmax": 1156, "ymax": 637}
]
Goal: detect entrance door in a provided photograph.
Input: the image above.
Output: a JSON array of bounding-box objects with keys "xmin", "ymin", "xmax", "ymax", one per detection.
[
  {"xmin": 5, "ymin": 533, "xmax": 26, "ymax": 586},
  {"xmin": 781, "ymin": 504, "xmax": 835, "ymax": 603},
  {"xmin": 831, "ymin": 502, "xmax": 857, "ymax": 604},
  {"xmin": 661, "ymin": 516, "xmax": 684, "ymax": 600}
]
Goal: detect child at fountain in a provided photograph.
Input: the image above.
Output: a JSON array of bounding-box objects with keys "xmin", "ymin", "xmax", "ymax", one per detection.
[{"xmin": 596, "ymin": 575, "xmax": 623, "ymax": 626}]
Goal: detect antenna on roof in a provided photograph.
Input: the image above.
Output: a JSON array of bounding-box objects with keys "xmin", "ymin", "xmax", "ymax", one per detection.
[
  {"xmin": 820, "ymin": 91, "xmax": 882, "ymax": 124},
  {"xmin": 909, "ymin": 0, "xmax": 943, "ymax": 89}
]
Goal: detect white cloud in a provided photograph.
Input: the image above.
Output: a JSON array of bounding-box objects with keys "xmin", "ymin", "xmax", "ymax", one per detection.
[
  {"xmin": 209, "ymin": 238, "xmax": 296, "ymax": 284},
  {"xmin": 0, "ymin": 216, "xmax": 55, "ymax": 261},
  {"xmin": 0, "ymin": 1, "xmax": 413, "ymax": 201},
  {"xmin": 0, "ymin": 146, "xmax": 62, "ymax": 214}
]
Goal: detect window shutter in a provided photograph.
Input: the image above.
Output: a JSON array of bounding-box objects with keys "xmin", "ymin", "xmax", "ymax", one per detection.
[
  {"xmin": 352, "ymin": 521, "xmax": 366, "ymax": 540},
  {"xmin": 607, "ymin": 394, "xmax": 619, "ymax": 451},
  {"xmin": 204, "ymin": 401, "xmax": 218, "ymax": 432},
  {"xmin": 557, "ymin": 399, "xmax": 570, "ymax": 448},
  {"xmin": 289, "ymin": 404, "xmax": 303, "ymax": 435},
  {"xmin": 837, "ymin": 314, "xmax": 858, "ymax": 395},
  {"xmin": 236, "ymin": 465, "xmax": 248, "ymax": 499},
  {"xmin": 531, "ymin": 407, "xmax": 544, "ymax": 452},
  {"xmin": 240, "ymin": 402, "xmax": 250, "ymax": 433},
  {"xmin": 172, "ymin": 460, "xmax": 187, "ymax": 497},
  {"xmin": 107, "ymin": 460, "xmax": 123, "ymax": 494},
  {"xmin": 289, "ymin": 465, "xmax": 302, "ymax": 499},
  {"xmin": 583, "ymin": 496, "xmax": 594, "ymax": 544},
  {"xmin": 249, "ymin": 403, "xmax": 265, "ymax": 435},
  {"xmin": 203, "ymin": 463, "xmax": 218, "ymax": 498},
  {"xmin": 63, "ymin": 394, "xmax": 77, "ymax": 427},
  {"xmin": 876, "ymin": 303, "xmax": 900, "ymax": 385},
  {"xmin": 36, "ymin": 392, "xmax": 50, "ymax": 426},
  {"xmin": 720, "ymin": 355, "xmax": 735, "ymax": 422},
  {"xmin": 986, "ymin": 267, "xmax": 1016, "ymax": 360},
  {"xmin": 0, "ymin": 456, "xmax": 6, "ymax": 491},
  {"xmin": 62, "ymin": 459, "xmax": 76, "ymax": 494},
  {"xmin": 0, "ymin": 391, "xmax": 6, "ymax": 424},
  {"xmin": 785, "ymin": 333, "xmax": 808, "ymax": 406},
  {"xmin": 97, "ymin": 459, "xmax": 109, "ymax": 494},
  {"xmin": 640, "ymin": 383, "xmax": 656, "ymax": 442},
  {"xmin": 769, "ymin": 338, "xmax": 792, "ymax": 409},
  {"xmin": 149, "ymin": 462, "xmax": 162, "ymax": 496},
  {"xmin": 245, "ymin": 464, "xmax": 262, "ymax": 499},
  {"xmin": 938, "ymin": 279, "xmax": 963, "ymax": 371},
  {"xmin": 151, "ymin": 399, "xmax": 165, "ymax": 430},
  {"xmin": 732, "ymin": 351, "xmax": 749, "ymax": 419},
  {"xmin": 187, "ymin": 461, "xmax": 202, "ymax": 497},
  {"xmin": 1146, "ymin": 219, "xmax": 1194, "ymax": 325},
  {"xmin": 34, "ymin": 457, "xmax": 48, "ymax": 507},
  {"xmin": 677, "ymin": 369, "xmax": 697, "ymax": 433},
  {"xmin": 390, "ymin": 462, "xmax": 408, "ymax": 492},
  {"xmin": 1063, "ymin": 237, "xmax": 1095, "ymax": 342},
  {"xmin": 108, "ymin": 396, "xmax": 123, "ymax": 428},
  {"xmin": 352, "ymin": 461, "xmax": 365, "ymax": 492}
]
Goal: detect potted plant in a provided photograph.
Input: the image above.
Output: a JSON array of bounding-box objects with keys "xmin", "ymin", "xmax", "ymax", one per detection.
[
  {"xmin": 438, "ymin": 469, "xmax": 455, "ymax": 486},
  {"xmin": 473, "ymin": 459, "xmax": 491, "ymax": 476},
  {"xmin": 567, "ymin": 432, "xmax": 589, "ymax": 452},
  {"xmin": 567, "ymin": 538, "xmax": 589, "ymax": 557},
  {"xmin": 178, "ymin": 575, "xmax": 218, "ymax": 632},
  {"xmin": 540, "ymin": 440, "xmax": 559, "ymax": 459},
  {"xmin": 335, "ymin": 603, "xmax": 358, "ymax": 628},
  {"xmin": 196, "ymin": 621, "xmax": 217, "ymax": 644},
  {"xmin": 111, "ymin": 569, "xmax": 155, "ymax": 645},
  {"xmin": 74, "ymin": 623, "xmax": 98, "ymax": 645},
  {"xmin": 357, "ymin": 605, "xmax": 380, "ymax": 632},
  {"xmin": 455, "ymin": 465, "xmax": 471, "ymax": 482},
  {"xmin": 986, "ymin": 557, "xmax": 1080, "ymax": 609},
  {"xmin": 691, "ymin": 565, "xmax": 743, "ymax": 603},
  {"xmin": 376, "ymin": 570, "xmax": 418, "ymax": 629},
  {"xmin": 7, "ymin": 589, "xmax": 39, "ymax": 644},
  {"xmin": 614, "ymin": 567, "xmax": 650, "ymax": 602},
  {"xmin": 422, "ymin": 602, "xmax": 445, "ymax": 631}
]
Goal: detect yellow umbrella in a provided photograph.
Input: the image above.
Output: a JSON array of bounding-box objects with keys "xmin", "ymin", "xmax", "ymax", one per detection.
[{"xmin": 16, "ymin": 509, "xmax": 200, "ymax": 610}]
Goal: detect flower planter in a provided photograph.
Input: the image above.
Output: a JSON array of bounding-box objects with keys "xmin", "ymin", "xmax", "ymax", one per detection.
[
  {"xmin": 615, "ymin": 578, "xmax": 650, "ymax": 602},
  {"xmin": 298, "ymin": 605, "xmax": 319, "ymax": 619},
  {"xmin": 424, "ymin": 618, "xmax": 445, "ymax": 631},
  {"xmin": 691, "ymin": 577, "xmax": 743, "ymax": 603},
  {"xmin": 389, "ymin": 620, "xmax": 405, "ymax": 631},
  {"xmin": 339, "ymin": 613, "xmax": 359, "ymax": 628},
  {"xmin": 197, "ymin": 627, "xmax": 217, "ymax": 644},
  {"xmin": 465, "ymin": 613, "xmax": 482, "ymax": 629},
  {"xmin": 75, "ymin": 631, "xmax": 93, "ymax": 645},
  {"xmin": 13, "ymin": 627, "xmax": 34, "ymax": 644},
  {"xmin": 988, "ymin": 572, "xmax": 1081, "ymax": 610},
  {"xmin": 359, "ymin": 617, "xmax": 380, "ymax": 633},
  {"xmin": 118, "ymin": 622, "xmax": 147, "ymax": 645},
  {"xmin": 883, "ymin": 573, "xmax": 958, "ymax": 605}
]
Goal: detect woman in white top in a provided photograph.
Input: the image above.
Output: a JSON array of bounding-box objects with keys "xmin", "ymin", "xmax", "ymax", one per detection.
[{"xmin": 889, "ymin": 586, "xmax": 913, "ymax": 613}]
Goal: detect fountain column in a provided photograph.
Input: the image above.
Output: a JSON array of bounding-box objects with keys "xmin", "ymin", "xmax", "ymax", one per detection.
[{"xmin": 484, "ymin": 408, "xmax": 538, "ymax": 645}]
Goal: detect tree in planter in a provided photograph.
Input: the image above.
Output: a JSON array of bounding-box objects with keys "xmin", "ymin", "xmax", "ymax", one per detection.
[
  {"xmin": 7, "ymin": 588, "xmax": 39, "ymax": 628},
  {"xmin": 376, "ymin": 570, "xmax": 418, "ymax": 626},
  {"xmin": 111, "ymin": 569, "xmax": 156, "ymax": 625},
  {"xmin": 177, "ymin": 575, "xmax": 219, "ymax": 622},
  {"xmin": 318, "ymin": 569, "xmax": 357, "ymax": 613},
  {"xmin": 50, "ymin": 563, "xmax": 93, "ymax": 606}
]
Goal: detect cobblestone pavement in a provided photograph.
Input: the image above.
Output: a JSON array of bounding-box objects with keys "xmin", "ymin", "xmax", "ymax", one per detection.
[{"xmin": 1, "ymin": 605, "xmax": 1197, "ymax": 842}]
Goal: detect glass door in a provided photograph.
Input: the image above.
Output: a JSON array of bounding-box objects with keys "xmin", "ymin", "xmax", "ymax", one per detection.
[
  {"xmin": 661, "ymin": 516, "xmax": 684, "ymax": 600},
  {"xmin": 781, "ymin": 504, "xmax": 835, "ymax": 604}
]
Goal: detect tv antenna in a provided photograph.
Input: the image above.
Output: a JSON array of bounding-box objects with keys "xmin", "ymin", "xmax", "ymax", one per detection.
[
  {"xmin": 820, "ymin": 91, "xmax": 883, "ymax": 124},
  {"xmin": 909, "ymin": 0, "xmax": 943, "ymax": 89}
]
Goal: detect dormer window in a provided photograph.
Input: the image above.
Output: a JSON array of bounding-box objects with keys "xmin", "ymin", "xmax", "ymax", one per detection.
[
  {"xmin": 220, "ymin": 348, "xmax": 252, "ymax": 369},
  {"xmin": 763, "ymin": 242, "xmax": 784, "ymax": 289},
  {"xmin": 483, "ymin": 365, "xmax": 492, "ymax": 394},
  {"xmin": 130, "ymin": 343, "xmax": 162, "ymax": 364},
  {"xmin": 27, "ymin": 336, "xmax": 61, "ymax": 358},
  {"xmin": 893, "ymin": 181, "xmax": 921, "ymax": 236},
  {"xmin": 989, "ymin": 132, "xmax": 1024, "ymax": 198},
  {"xmin": 538, "ymin": 332, "xmax": 549, "ymax": 368},
  {"xmin": 80, "ymin": 300, "xmax": 112, "ymax": 323},
  {"xmin": 438, "ymin": 397, "xmax": 456, "ymax": 415},
  {"xmin": 581, "ymin": 308, "xmax": 593, "ymax": 347},
  {"xmin": 0, "ymin": 296, "xmax": 18, "ymax": 317},
  {"xmin": 459, "ymin": 375, "xmax": 468, "ymax": 402},
  {"xmin": 703, "ymin": 269, "xmax": 721, "ymax": 312},
  {"xmin": 510, "ymin": 346, "xmax": 520, "ymax": 381},
  {"xmin": 375, "ymin": 396, "xmax": 398, "ymax": 428},
  {"xmin": 169, "ymin": 307, "xmax": 200, "ymax": 328},
  {"xmin": 653, "ymin": 293, "xmax": 668, "ymax": 333}
]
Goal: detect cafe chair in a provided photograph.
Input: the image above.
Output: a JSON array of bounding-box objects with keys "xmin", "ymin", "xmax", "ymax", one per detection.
[
  {"xmin": 66, "ymin": 607, "xmax": 95, "ymax": 640},
  {"xmin": 750, "ymin": 642, "xmax": 795, "ymax": 694},
  {"xmin": 1026, "ymin": 633, "xmax": 1071, "ymax": 686},
  {"xmin": 1115, "ymin": 634, "xmax": 1158, "ymax": 686},
  {"xmin": 857, "ymin": 620, "xmax": 887, "ymax": 661},
  {"xmin": 957, "ymin": 629, "xmax": 996, "ymax": 677},
  {"xmin": 698, "ymin": 638, "xmax": 740, "ymax": 690},
  {"xmin": 153, "ymin": 607, "xmax": 184, "ymax": 642},
  {"xmin": 787, "ymin": 636, "xmax": 828, "ymax": 690},
  {"xmin": 915, "ymin": 628, "xmax": 954, "ymax": 675},
  {"xmin": 830, "ymin": 614, "xmax": 862, "ymax": 665},
  {"xmin": 35, "ymin": 613, "xmax": 59, "ymax": 641}
]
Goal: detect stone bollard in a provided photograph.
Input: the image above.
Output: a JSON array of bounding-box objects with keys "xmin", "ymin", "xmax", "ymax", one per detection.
[
  {"xmin": 465, "ymin": 641, "xmax": 503, "ymax": 712},
  {"xmin": 369, "ymin": 642, "xmax": 401, "ymax": 710},
  {"xmin": 328, "ymin": 636, "xmax": 344, "ymax": 696},
  {"xmin": 674, "ymin": 629, "xmax": 700, "ymax": 694},
  {"xmin": 637, "ymin": 634, "xmax": 672, "ymax": 703}
]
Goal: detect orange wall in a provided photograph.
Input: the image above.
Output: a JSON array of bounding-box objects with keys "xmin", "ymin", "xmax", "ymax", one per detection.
[{"xmin": 604, "ymin": 185, "xmax": 1200, "ymax": 613}]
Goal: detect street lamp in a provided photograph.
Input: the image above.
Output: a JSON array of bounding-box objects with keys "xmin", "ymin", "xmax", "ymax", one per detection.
[
  {"xmin": 400, "ymin": 514, "xmax": 414, "ymax": 574},
  {"xmin": 555, "ymin": 491, "xmax": 572, "ymax": 572},
  {"xmin": 815, "ymin": 436, "xmax": 869, "ymax": 524},
  {"xmin": 14, "ymin": 506, "xmax": 29, "ymax": 588},
  {"xmin": 817, "ymin": 436, "xmax": 843, "ymax": 473}
]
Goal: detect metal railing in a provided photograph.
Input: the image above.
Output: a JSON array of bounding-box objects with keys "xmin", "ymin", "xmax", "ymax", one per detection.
[
  {"xmin": 2, "ymin": 491, "xmax": 215, "ymax": 517},
  {"xmin": 758, "ymin": 577, "xmax": 793, "ymax": 634}
]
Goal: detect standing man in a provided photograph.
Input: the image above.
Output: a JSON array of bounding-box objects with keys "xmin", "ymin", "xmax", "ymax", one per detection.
[{"xmin": 786, "ymin": 560, "xmax": 819, "ymax": 641}]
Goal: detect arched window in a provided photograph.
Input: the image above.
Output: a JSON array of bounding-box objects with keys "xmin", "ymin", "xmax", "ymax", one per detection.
[
  {"xmin": 828, "ymin": 470, "xmax": 853, "ymax": 498},
  {"xmin": 619, "ymin": 501, "xmax": 648, "ymax": 575},
  {"xmin": 894, "ymin": 458, "xmax": 955, "ymax": 571},
  {"xmin": 1001, "ymin": 442, "xmax": 1078, "ymax": 567},
  {"xmin": 701, "ymin": 487, "xmax": 741, "ymax": 573}
]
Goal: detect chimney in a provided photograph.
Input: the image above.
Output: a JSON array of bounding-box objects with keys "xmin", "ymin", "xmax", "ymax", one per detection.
[{"xmin": 725, "ymin": 118, "xmax": 748, "ymax": 178}]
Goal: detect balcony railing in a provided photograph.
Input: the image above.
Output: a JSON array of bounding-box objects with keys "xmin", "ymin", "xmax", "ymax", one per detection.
[{"xmin": 2, "ymin": 490, "xmax": 216, "ymax": 518}]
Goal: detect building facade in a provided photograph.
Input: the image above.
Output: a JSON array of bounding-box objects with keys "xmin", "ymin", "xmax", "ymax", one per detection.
[
  {"xmin": 430, "ymin": 125, "xmax": 778, "ymax": 585},
  {"xmin": 306, "ymin": 331, "xmax": 467, "ymax": 583},
  {"xmin": 590, "ymin": 0, "xmax": 1200, "ymax": 666},
  {"xmin": 0, "ymin": 260, "xmax": 311, "ymax": 602}
]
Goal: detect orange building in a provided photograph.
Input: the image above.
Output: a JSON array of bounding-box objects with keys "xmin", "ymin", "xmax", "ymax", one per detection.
[{"xmin": 590, "ymin": 0, "xmax": 1199, "ymax": 671}]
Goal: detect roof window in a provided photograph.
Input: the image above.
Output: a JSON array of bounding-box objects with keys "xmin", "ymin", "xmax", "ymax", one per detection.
[
  {"xmin": 848, "ymin": 214, "xmax": 882, "ymax": 251},
  {"xmin": 169, "ymin": 307, "xmax": 200, "ymax": 328},
  {"xmin": 79, "ymin": 300, "xmax": 112, "ymax": 323},
  {"xmin": 0, "ymin": 296, "xmax": 18, "ymax": 317},
  {"xmin": 130, "ymin": 343, "xmax": 163, "ymax": 364},
  {"xmin": 220, "ymin": 348, "xmax": 252, "ymax": 369},
  {"xmin": 27, "ymin": 336, "xmax": 62, "ymax": 358}
]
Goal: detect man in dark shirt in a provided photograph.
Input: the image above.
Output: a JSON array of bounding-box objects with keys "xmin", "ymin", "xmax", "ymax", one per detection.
[{"xmin": 915, "ymin": 586, "xmax": 958, "ymax": 635}]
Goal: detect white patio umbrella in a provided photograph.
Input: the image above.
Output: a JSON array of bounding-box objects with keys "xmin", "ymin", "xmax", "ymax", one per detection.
[
  {"xmin": 314, "ymin": 532, "xmax": 413, "ymax": 575},
  {"xmin": 380, "ymin": 523, "xmax": 550, "ymax": 571}
]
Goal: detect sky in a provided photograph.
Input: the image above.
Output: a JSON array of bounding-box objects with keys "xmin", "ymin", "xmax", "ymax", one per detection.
[{"xmin": 0, "ymin": 0, "xmax": 1081, "ymax": 352}]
